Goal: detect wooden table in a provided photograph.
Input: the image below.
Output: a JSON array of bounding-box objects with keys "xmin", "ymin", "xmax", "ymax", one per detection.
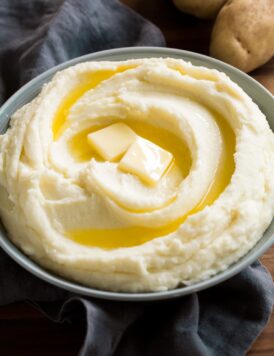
[{"xmin": 0, "ymin": 0, "xmax": 273, "ymax": 355}]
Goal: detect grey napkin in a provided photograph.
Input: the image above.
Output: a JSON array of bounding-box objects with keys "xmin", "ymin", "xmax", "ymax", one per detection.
[{"xmin": 0, "ymin": 1, "xmax": 273, "ymax": 355}]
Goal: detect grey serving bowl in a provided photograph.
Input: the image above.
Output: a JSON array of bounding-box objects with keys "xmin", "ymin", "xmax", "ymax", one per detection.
[{"xmin": 0, "ymin": 47, "xmax": 273, "ymax": 301}]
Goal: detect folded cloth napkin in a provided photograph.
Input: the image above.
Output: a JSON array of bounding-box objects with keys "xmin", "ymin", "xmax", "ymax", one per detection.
[{"xmin": 0, "ymin": 1, "xmax": 273, "ymax": 355}]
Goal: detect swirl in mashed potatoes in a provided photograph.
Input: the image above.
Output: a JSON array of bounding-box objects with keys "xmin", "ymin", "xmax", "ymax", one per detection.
[{"xmin": 0, "ymin": 58, "xmax": 273, "ymax": 292}]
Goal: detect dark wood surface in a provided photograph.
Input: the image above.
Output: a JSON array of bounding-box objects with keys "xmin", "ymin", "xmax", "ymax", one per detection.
[{"xmin": 0, "ymin": 0, "xmax": 273, "ymax": 355}]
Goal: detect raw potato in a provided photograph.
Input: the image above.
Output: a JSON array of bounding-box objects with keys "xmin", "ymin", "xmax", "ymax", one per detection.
[
  {"xmin": 210, "ymin": 0, "xmax": 274, "ymax": 72},
  {"xmin": 173, "ymin": 0, "xmax": 227, "ymax": 19}
]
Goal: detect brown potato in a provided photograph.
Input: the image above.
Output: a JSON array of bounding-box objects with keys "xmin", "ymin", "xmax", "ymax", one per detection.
[
  {"xmin": 210, "ymin": 0, "xmax": 274, "ymax": 72},
  {"xmin": 173, "ymin": 0, "xmax": 227, "ymax": 19}
]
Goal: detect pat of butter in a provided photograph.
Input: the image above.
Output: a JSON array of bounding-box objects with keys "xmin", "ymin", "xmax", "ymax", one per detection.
[
  {"xmin": 119, "ymin": 137, "xmax": 173, "ymax": 185},
  {"xmin": 87, "ymin": 123, "xmax": 136, "ymax": 161}
]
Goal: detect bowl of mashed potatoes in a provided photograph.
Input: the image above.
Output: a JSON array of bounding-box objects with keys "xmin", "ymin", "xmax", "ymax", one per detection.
[{"xmin": 0, "ymin": 47, "xmax": 273, "ymax": 301}]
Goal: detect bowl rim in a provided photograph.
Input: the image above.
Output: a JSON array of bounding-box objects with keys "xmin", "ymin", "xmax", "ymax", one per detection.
[{"xmin": 0, "ymin": 46, "xmax": 273, "ymax": 301}]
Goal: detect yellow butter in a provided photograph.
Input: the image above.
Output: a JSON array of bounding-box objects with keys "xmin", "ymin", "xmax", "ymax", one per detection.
[
  {"xmin": 119, "ymin": 137, "xmax": 173, "ymax": 185},
  {"xmin": 87, "ymin": 123, "xmax": 136, "ymax": 161}
]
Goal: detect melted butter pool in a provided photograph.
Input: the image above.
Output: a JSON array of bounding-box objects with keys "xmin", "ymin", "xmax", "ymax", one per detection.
[
  {"xmin": 67, "ymin": 114, "xmax": 235, "ymax": 249},
  {"xmin": 51, "ymin": 68, "xmax": 235, "ymax": 249}
]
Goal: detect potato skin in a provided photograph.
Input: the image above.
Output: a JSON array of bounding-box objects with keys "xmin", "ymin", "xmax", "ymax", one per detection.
[
  {"xmin": 173, "ymin": 0, "xmax": 227, "ymax": 19},
  {"xmin": 210, "ymin": 0, "xmax": 274, "ymax": 72}
]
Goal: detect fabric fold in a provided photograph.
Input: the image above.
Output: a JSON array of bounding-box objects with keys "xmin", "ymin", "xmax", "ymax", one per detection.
[
  {"xmin": 0, "ymin": 0, "xmax": 165, "ymax": 102},
  {"xmin": 29, "ymin": 262, "xmax": 273, "ymax": 356}
]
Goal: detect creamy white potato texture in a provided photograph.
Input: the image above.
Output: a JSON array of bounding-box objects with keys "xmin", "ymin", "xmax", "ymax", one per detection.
[{"xmin": 0, "ymin": 58, "xmax": 273, "ymax": 292}]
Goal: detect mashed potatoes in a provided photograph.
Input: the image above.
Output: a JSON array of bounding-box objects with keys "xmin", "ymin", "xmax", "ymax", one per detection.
[{"xmin": 0, "ymin": 58, "xmax": 273, "ymax": 292}]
